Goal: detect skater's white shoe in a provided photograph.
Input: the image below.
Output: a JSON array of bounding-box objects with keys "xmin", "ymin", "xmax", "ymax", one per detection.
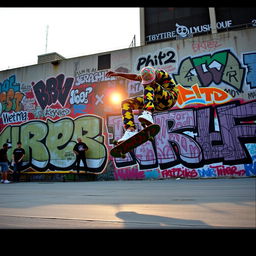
[
  {"xmin": 138, "ymin": 110, "xmax": 154, "ymax": 126},
  {"xmin": 118, "ymin": 129, "xmax": 138, "ymax": 143}
]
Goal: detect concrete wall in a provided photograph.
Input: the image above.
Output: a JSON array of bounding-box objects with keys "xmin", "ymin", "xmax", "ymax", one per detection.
[{"xmin": 0, "ymin": 27, "xmax": 255, "ymax": 180}]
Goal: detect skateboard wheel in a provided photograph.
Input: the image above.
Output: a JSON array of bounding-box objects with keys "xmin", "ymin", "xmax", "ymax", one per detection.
[
  {"xmin": 113, "ymin": 140, "xmax": 118, "ymax": 145},
  {"xmin": 121, "ymin": 153, "xmax": 126, "ymax": 159}
]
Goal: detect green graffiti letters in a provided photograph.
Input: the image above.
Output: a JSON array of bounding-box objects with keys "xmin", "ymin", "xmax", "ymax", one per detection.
[
  {"xmin": 0, "ymin": 115, "xmax": 107, "ymax": 173},
  {"xmin": 173, "ymin": 50, "xmax": 246, "ymax": 91}
]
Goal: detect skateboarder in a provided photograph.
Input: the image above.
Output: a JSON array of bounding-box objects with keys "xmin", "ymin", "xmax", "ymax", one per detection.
[{"xmin": 106, "ymin": 66, "xmax": 179, "ymax": 142}]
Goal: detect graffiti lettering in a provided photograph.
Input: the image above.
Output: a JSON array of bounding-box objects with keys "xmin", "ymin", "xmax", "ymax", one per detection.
[
  {"xmin": 0, "ymin": 90, "xmax": 24, "ymax": 113},
  {"xmin": 23, "ymin": 98, "xmax": 36, "ymax": 112},
  {"xmin": 224, "ymin": 88, "xmax": 241, "ymax": 98},
  {"xmin": 70, "ymin": 87, "xmax": 93, "ymax": 104},
  {"xmin": 244, "ymin": 156, "xmax": 256, "ymax": 176},
  {"xmin": 192, "ymin": 40, "xmax": 222, "ymax": 53},
  {"xmin": 0, "ymin": 75, "xmax": 24, "ymax": 113},
  {"xmin": 107, "ymin": 101, "xmax": 256, "ymax": 169},
  {"xmin": 211, "ymin": 165, "xmax": 246, "ymax": 176},
  {"xmin": 173, "ymin": 50, "xmax": 246, "ymax": 91},
  {"xmin": 0, "ymin": 75, "xmax": 20, "ymax": 93},
  {"xmin": 1, "ymin": 115, "xmax": 107, "ymax": 173},
  {"xmin": 136, "ymin": 47, "xmax": 176, "ymax": 71},
  {"xmin": 114, "ymin": 167, "xmax": 145, "ymax": 180},
  {"xmin": 243, "ymin": 52, "xmax": 256, "ymax": 89},
  {"xmin": 111, "ymin": 164, "xmax": 248, "ymax": 180},
  {"xmin": 177, "ymin": 84, "xmax": 231, "ymax": 107},
  {"xmin": 32, "ymin": 74, "xmax": 74, "ymax": 110},
  {"xmin": 1, "ymin": 111, "xmax": 28, "ymax": 125},
  {"xmin": 197, "ymin": 167, "xmax": 217, "ymax": 178},
  {"xmin": 196, "ymin": 101, "xmax": 256, "ymax": 164},
  {"xmin": 75, "ymin": 70, "xmax": 114, "ymax": 86},
  {"xmin": 248, "ymin": 91, "xmax": 256, "ymax": 100},
  {"xmin": 162, "ymin": 167, "xmax": 198, "ymax": 178},
  {"xmin": 44, "ymin": 107, "xmax": 71, "ymax": 118}
]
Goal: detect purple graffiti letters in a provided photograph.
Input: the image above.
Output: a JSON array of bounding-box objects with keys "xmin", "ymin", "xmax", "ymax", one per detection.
[
  {"xmin": 133, "ymin": 139, "xmax": 158, "ymax": 170},
  {"xmin": 196, "ymin": 101, "xmax": 256, "ymax": 165},
  {"xmin": 108, "ymin": 100, "xmax": 256, "ymax": 170},
  {"xmin": 153, "ymin": 110, "xmax": 203, "ymax": 169},
  {"xmin": 217, "ymin": 101, "xmax": 256, "ymax": 163}
]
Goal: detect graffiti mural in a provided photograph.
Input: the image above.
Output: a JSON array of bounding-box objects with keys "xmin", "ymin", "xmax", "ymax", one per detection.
[
  {"xmin": 32, "ymin": 74, "xmax": 74, "ymax": 110},
  {"xmin": 0, "ymin": 28, "xmax": 256, "ymax": 180},
  {"xmin": 107, "ymin": 100, "xmax": 256, "ymax": 169},
  {"xmin": 173, "ymin": 49, "xmax": 246, "ymax": 91},
  {"xmin": 135, "ymin": 47, "xmax": 177, "ymax": 72},
  {"xmin": 176, "ymin": 84, "xmax": 232, "ymax": 107},
  {"xmin": 0, "ymin": 75, "xmax": 24, "ymax": 114},
  {"xmin": 243, "ymin": 52, "xmax": 256, "ymax": 89},
  {"xmin": 104, "ymin": 41, "xmax": 256, "ymax": 179},
  {"xmin": 1, "ymin": 115, "xmax": 107, "ymax": 172},
  {"xmin": 0, "ymin": 71, "xmax": 111, "ymax": 174}
]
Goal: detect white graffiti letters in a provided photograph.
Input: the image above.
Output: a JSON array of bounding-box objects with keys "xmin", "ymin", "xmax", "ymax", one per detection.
[
  {"xmin": 70, "ymin": 87, "xmax": 93, "ymax": 105},
  {"xmin": 1, "ymin": 111, "xmax": 28, "ymax": 125}
]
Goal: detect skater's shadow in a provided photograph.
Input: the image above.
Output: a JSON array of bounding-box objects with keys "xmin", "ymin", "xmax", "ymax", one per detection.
[{"xmin": 116, "ymin": 211, "xmax": 210, "ymax": 228}]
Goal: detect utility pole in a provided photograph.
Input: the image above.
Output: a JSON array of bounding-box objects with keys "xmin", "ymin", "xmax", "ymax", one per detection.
[
  {"xmin": 45, "ymin": 25, "xmax": 49, "ymax": 53},
  {"xmin": 209, "ymin": 7, "xmax": 217, "ymax": 34},
  {"xmin": 129, "ymin": 35, "xmax": 136, "ymax": 47},
  {"xmin": 140, "ymin": 7, "xmax": 145, "ymax": 46}
]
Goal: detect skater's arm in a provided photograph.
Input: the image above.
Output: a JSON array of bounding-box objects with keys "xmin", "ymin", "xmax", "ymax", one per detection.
[{"xmin": 106, "ymin": 71, "xmax": 141, "ymax": 82}]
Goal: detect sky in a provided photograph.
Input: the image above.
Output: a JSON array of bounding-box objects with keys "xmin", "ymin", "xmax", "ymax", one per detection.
[{"xmin": 0, "ymin": 7, "xmax": 141, "ymax": 71}]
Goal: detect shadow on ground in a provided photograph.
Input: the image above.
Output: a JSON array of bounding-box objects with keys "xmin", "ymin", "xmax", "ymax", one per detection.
[{"xmin": 116, "ymin": 211, "xmax": 210, "ymax": 228}]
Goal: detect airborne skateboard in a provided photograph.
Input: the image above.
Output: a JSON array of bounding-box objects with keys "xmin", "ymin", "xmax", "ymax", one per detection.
[{"xmin": 110, "ymin": 124, "xmax": 160, "ymax": 158}]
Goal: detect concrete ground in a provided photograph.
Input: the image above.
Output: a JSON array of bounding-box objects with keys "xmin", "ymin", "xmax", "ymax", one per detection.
[{"xmin": 0, "ymin": 178, "xmax": 255, "ymax": 229}]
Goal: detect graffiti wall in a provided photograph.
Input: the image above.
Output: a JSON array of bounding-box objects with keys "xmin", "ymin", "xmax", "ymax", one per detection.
[{"xmin": 0, "ymin": 27, "xmax": 255, "ymax": 180}]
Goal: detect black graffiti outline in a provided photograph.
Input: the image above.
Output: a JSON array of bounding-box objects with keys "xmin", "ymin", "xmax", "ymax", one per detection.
[
  {"xmin": 1, "ymin": 115, "xmax": 108, "ymax": 173},
  {"xmin": 32, "ymin": 74, "xmax": 74, "ymax": 110},
  {"xmin": 173, "ymin": 49, "xmax": 246, "ymax": 92},
  {"xmin": 243, "ymin": 52, "xmax": 256, "ymax": 90},
  {"xmin": 107, "ymin": 100, "xmax": 256, "ymax": 170}
]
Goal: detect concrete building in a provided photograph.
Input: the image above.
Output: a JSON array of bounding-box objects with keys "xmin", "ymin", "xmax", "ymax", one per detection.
[{"xmin": 0, "ymin": 8, "xmax": 255, "ymax": 181}]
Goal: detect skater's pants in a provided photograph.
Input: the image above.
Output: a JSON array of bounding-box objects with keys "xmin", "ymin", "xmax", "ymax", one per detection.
[{"xmin": 121, "ymin": 82, "xmax": 179, "ymax": 129}]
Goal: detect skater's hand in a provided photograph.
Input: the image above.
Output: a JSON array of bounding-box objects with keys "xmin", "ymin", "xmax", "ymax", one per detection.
[{"xmin": 106, "ymin": 71, "xmax": 117, "ymax": 77}]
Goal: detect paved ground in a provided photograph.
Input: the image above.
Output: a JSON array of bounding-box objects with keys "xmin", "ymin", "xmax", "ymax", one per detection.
[{"xmin": 0, "ymin": 178, "xmax": 255, "ymax": 229}]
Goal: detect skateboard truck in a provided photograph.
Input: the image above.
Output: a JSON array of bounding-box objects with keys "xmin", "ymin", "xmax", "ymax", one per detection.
[
  {"xmin": 140, "ymin": 121, "xmax": 154, "ymax": 141},
  {"xmin": 112, "ymin": 140, "xmax": 128, "ymax": 158}
]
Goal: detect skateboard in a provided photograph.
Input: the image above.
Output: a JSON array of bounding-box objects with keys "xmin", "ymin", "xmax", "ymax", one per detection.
[{"xmin": 110, "ymin": 124, "xmax": 160, "ymax": 158}]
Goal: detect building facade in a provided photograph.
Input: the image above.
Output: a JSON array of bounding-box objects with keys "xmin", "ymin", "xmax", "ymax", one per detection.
[{"xmin": 0, "ymin": 8, "xmax": 256, "ymax": 180}]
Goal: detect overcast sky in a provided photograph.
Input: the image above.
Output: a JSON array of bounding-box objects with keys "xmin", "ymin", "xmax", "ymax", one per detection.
[{"xmin": 0, "ymin": 7, "xmax": 140, "ymax": 71}]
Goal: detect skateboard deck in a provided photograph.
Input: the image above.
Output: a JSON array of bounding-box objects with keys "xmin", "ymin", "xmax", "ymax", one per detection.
[{"xmin": 110, "ymin": 124, "xmax": 160, "ymax": 158}]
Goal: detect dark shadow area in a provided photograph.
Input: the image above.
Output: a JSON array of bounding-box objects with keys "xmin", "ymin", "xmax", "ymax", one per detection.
[{"xmin": 116, "ymin": 211, "xmax": 210, "ymax": 228}]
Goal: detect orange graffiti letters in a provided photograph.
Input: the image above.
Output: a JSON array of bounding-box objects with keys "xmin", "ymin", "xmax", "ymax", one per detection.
[{"xmin": 176, "ymin": 84, "xmax": 231, "ymax": 107}]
